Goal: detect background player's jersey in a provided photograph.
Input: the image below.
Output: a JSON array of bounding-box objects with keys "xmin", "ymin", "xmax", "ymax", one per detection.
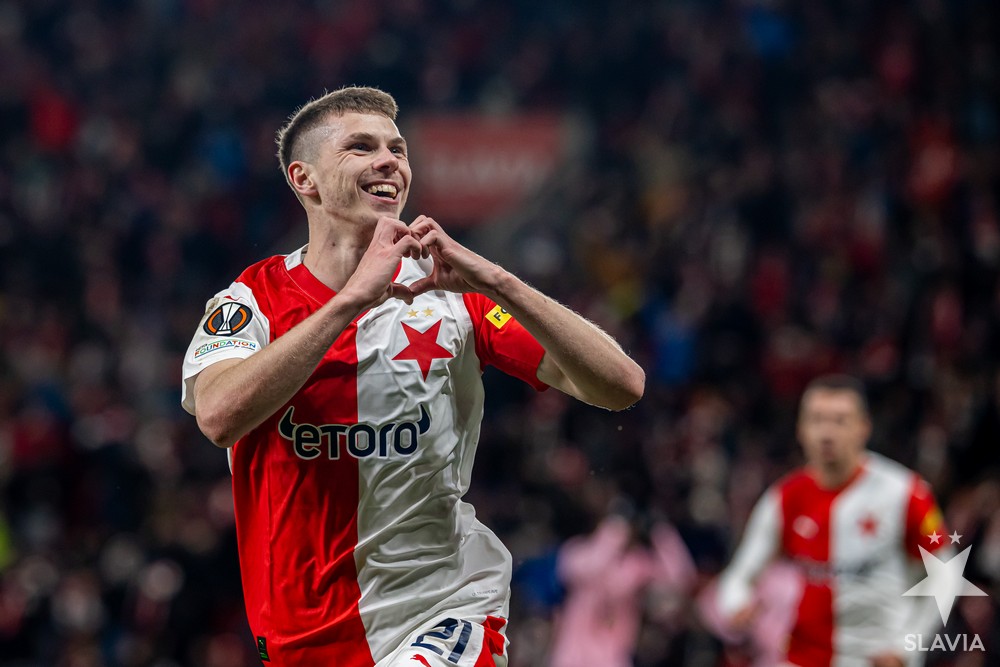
[
  {"xmin": 182, "ymin": 247, "xmax": 547, "ymax": 666},
  {"xmin": 717, "ymin": 453, "xmax": 947, "ymax": 667}
]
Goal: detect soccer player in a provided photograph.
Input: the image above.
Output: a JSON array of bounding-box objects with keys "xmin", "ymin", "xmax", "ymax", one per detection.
[
  {"xmin": 716, "ymin": 374, "xmax": 948, "ymax": 667},
  {"xmin": 180, "ymin": 86, "xmax": 644, "ymax": 667}
]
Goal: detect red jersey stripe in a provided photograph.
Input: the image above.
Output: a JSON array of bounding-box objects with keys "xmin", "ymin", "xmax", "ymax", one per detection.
[
  {"xmin": 780, "ymin": 472, "xmax": 836, "ymax": 667},
  {"xmin": 229, "ymin": 259, "xmax": 374, "ymax": 666}
]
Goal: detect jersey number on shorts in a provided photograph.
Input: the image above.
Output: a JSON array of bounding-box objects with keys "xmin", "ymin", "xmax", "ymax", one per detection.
[{"xmin": 411, "ymin": 618, "xmax": 473, "ymax": 663}]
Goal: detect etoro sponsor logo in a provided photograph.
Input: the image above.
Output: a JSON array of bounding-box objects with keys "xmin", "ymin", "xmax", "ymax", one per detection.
[
  {"xmin": 193, "ymin": 338, "xmax": 258, "ymax": 359},
  {"xmin": 278, "ymin": 405, "xmax": 431, "ymax": 460}
]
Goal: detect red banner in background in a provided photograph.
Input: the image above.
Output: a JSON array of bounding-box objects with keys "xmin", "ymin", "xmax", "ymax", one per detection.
[{"xmin": 404, "ymin": 114, "xmax": 566, "ymax": 226}]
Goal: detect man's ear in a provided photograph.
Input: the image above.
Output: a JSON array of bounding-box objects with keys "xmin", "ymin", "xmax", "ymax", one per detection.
[{"xmin": 289, "ymin": 162, "xmax": 317, "ymax": 197}]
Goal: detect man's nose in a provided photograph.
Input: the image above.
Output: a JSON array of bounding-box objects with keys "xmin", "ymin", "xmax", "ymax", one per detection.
[{"xmin": 373, "ymin": 146, "xmax": 399, "ymax": 171}]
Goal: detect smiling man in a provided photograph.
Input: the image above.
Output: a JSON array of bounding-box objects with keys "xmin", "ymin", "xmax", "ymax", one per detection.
[{"xmin": 180, "ymin": 86, "xmax": 644, "ymax": 666}]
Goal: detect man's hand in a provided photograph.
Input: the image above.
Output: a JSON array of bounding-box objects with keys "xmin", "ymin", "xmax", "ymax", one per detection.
[
  {"xmin": 409, "ymin": 214, "xmax": 643, "ymax": 410},
  {"xmin": 341, "ymin": 217, "xmax": 422, "ymax": 308},
  {"xmin": 727, "ymin": 604, "xmax": 758, "ymax": 633},
  {"xmin": 870, "ymin": 654, "xmax": 906, "ymax": 667},
  {"xmin": 408, "ymin": 215, "xmax": 505, "ymax": 296}
]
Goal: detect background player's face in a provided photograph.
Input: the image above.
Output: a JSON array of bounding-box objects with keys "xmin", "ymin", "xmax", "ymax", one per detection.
[
  {"xmin": 310, "ymin": 112, "xmax": 411, "ymax": 225},
  {"xmin": 797, "ymin": 388, "xmax": 871, "ymax": 478}
]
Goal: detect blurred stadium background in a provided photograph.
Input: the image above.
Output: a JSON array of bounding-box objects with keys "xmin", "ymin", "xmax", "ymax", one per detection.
[{"xmin": 0, "ymin": 0, "xmax": 998, "ymax": 665}]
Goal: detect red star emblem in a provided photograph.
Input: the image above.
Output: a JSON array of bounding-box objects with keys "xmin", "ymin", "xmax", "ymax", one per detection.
[
  {"xmin": 858, "ymin": 513, "xmax": 879, "ymax": 536},
  {"xmin": 392, "ymin": 320, "xmax": 454, "ymax": 380}
]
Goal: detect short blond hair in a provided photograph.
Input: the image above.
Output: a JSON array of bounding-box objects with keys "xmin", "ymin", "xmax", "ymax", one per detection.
[{"xmin": 275, "ymin": 86, "xmax": 399, "ymax": 187}]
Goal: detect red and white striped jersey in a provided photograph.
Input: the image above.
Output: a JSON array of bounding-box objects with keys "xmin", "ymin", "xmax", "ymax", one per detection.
[
  {"xmin": 181, "ymin": 247, "xmax": 547, "ymax": 666},
  {"xmin": 717, "ymin": 453, "xmax": 947, "ymax": 666}
]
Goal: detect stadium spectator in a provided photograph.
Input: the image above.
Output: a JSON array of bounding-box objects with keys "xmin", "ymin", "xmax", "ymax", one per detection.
[{"xmin": 548, "ymin": 508, "xmax": 696, "ymax": 667}]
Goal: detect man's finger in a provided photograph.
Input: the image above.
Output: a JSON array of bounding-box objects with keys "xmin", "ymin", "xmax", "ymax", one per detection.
[
  {"xmin": 418, "ymin": 230, "xmax": 441, "ymax": 249},
  {"xmin": 387, "ymin": 283, "xmax": 415, "ymax": 304},
  {"xmin": 407, "ymin": 276, "xmax": 435, "ymax": 296},
  {"xmin": 375, "ymin": 216, "xmax": 410, "ymax": 242},
  {"xmin": 394, "ymin": 235, "xmax": 422, "ymax": 259},
  {"xmin": 376, "ymin": 216, "xmax": 403, "ymax": 231},
  {"xmin": 409, "ymin": 215, "xmax": 442, "ymax": 238}
]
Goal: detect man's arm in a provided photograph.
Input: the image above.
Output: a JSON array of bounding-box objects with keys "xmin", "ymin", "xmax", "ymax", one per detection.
[
  {"xmin": 866, "ymin": 478, "xmax": 953, "ymax": 667},
  {"xmin": 716, "ymin": 489, "xmax": 782, "ymax": 626},
  {"xmin": 899, "ymin": 479, "xmax": 955, "ymax": 636},
  {"xmin": 408, "ymin": 216, "xmax": 644, "ymax": 410},
  {"xmin": 193, "ymin": 217, "xmax": 422, "ymax": 447}
]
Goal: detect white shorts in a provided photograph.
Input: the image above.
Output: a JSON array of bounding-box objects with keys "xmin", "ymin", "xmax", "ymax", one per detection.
[{"xmin": 375, "ymin": 615, "xmax": 509, "ymax": 667}]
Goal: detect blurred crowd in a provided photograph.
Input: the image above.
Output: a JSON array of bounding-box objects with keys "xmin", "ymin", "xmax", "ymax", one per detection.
[{"xmin": 0, "ymin": 0, "xmax": 998, "ymax": 665}]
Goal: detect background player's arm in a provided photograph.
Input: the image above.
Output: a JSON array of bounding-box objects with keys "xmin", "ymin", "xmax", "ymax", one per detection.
[
  {"xmin": 716, "ymin": 489, "xmax": 782, "ymax": 628},
  {"xmin": 898, "ymin": 479, "xmax": 954, "ymax": 639},
  {"xmin": 408, "ymin": 216, "xmax": 644, "ymax": 410},
  {"xmin": 193, "ymin": 218, "xmax": 422, "ymax": 447}
]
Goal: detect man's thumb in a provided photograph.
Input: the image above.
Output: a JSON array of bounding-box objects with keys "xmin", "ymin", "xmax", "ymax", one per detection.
[
  {"xmin": 407, "ymin": 277, "xmax": 435, "ymax": 296},
  {"xmin": 387, "ymin": 283, "xmax": 415, "ymax": 304}
]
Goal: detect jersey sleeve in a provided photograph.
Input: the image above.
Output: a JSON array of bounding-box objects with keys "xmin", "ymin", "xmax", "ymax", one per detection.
[
  {"xmin": 717, "ymin": 488, "xmax": 782, "ymax": 618},
  {"xmin": 462, "ymin": 293, "xmax": 548, "ymax": 391},
  {"xmin": 903, "ymin": 475, "xmax": 947, "ymax": 558},
  {"xmin": 901, "ymin": 475, "xmax": 955, "ymax": 641},
  {"xmin": 181, "ymin": 281, "xmax": 271, "ymax": 415}
]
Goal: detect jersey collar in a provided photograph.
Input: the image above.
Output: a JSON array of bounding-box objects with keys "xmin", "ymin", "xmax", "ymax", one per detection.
[
  {"xmin": 284, "ymin": 245, "xmax": 403, "ymax": 306},
  {"xmin": 286, "ymin": 246, "xmax": 336, "ymax": 304}
]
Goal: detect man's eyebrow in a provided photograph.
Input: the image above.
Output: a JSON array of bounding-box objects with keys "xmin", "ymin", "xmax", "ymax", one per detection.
[
  {"xmin": 341, "ymin": 132, "xmax": 407, "ymax": 147},
  {"xmin": 342, "ymin": 132, "xmax": 378, "ymax": 144}
]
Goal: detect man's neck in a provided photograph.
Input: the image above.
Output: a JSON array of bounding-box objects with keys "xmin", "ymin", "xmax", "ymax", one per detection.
[
  {"xmin": 302, "ymin": 217, "xmax": 374, "ymax": 292},
  {"xmin": 813, "ymin": 455, "xmax": 866, "ymax": 490}
]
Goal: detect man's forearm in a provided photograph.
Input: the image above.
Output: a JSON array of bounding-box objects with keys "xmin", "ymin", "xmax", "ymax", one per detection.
[
  {"xmin": 486, "ymin": 271, "xmax": 644, "ymax": 410},
  {"xmin": 717, "ymin": 491, "xmax": 781, "ymax": 618},
  {"xmin": 194, "ymin": 293, "xmax": 366, "ymax": 447}
]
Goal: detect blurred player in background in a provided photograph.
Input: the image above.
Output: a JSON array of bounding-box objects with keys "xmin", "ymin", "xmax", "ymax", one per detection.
[
  {"xmin": 180, "ymin": 86, "xmax": 644, "ymax": 666},
  {"xmin": 715, "ymin": 374, "xmax": 948, "ymax": 666}
]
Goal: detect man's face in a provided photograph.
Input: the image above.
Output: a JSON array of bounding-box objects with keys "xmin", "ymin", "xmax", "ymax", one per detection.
[
  {"xmin": 303, "ymin": 111, "xmax": 411, "ymax": 224},
  {"xmin": 797, "ymin": 388, "xmax": 871, "ymax": 475}
]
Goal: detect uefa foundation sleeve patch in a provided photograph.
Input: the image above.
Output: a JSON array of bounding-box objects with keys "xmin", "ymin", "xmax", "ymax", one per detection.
[{"xmin": 486, "ymin": 305, "xmax": 512, "ymax": 330}]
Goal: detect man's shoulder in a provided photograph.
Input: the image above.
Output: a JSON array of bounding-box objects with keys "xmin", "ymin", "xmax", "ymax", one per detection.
[
  {"xmin": 233, "ymin": 253, "xmax": 293, "ymax": 286},
  {"xmin": 863, "ymin": 451, "xmax": 919, "ymax": 486},
  {"xmin": 771, "ymin": 467, "xmax": 816, "ymax": 496}
]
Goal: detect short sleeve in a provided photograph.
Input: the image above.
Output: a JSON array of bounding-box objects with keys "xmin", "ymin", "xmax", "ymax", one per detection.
[
  {"xmin": 717, "ymin": 488, "xmax": 782, "ymax": 617},
  {"xmin": 181, "ymin": 281, "xmax": 270, "ymax": 415},
  {"xmin": 904, "ymin": 476, "xmax": 947, "ymax": 559},
  {"xmin": 462, "ymin": 293, "xmax": 548, "ymax": 391}
]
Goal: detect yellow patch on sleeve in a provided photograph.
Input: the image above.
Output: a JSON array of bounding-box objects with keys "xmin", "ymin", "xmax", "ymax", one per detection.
[
  {"xmin": 921, "ymin": 506, "xmax": 944, "ymax": 536},
  {"xmin": 486, "ymin": 305, "xmax": 513, "ymax": 330}
]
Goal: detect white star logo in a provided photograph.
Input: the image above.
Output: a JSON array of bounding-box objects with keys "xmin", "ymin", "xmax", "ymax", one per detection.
[{"xmin": 902, "ymin": 546, "xmax": 988, "ymax": 624}]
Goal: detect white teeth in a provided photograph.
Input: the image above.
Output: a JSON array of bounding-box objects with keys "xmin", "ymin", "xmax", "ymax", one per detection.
[{"xmin": 365, "ymin": 183, "xmax": 398, "ymax": 198}]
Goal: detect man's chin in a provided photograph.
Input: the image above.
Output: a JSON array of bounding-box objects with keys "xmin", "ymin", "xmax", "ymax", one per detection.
[
  {"xmin": 358, "ymin": 206, "xmax": 399, "ymax": 225},
  {"xmin": 362, "ymin": 191, "xmax": 405, "ymax": 215},
  {"xmin": 368, "ymin": 204, "xmax": 403, "ymax": 220}
]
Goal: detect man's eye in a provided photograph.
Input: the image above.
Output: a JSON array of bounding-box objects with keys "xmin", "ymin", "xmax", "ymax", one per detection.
[
  {"xmin": 391, "ymin": 147, "xmax": 406, "ymax": 156},
  {"xmin": 352, "ymin": 143, "xmax": 370, "ymax": 151}
]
